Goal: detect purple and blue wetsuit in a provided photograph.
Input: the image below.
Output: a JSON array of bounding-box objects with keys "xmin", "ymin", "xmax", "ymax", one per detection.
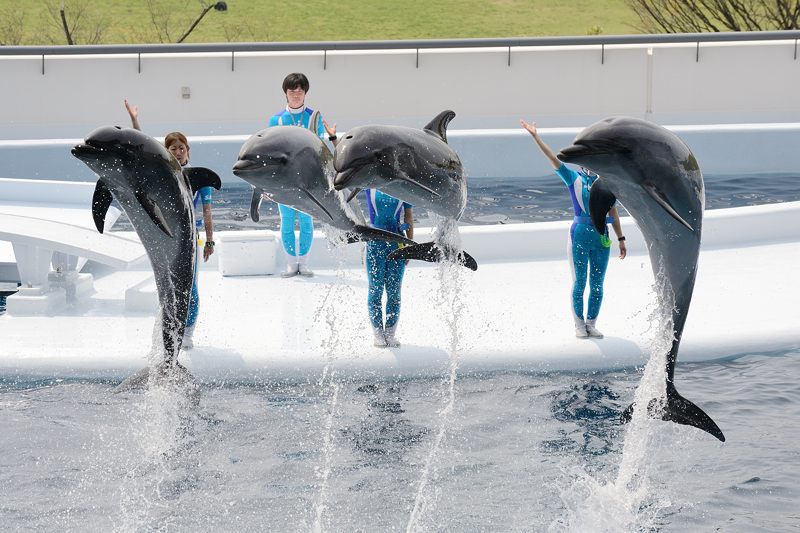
[{"xmin": 554, "ymin": 163, "xmax": 614, "ymax": 326}]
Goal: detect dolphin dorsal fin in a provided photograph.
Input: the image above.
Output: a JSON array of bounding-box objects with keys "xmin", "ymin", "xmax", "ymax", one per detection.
[{"xmin": 423, "ymin": 110, "xmax": 456, "ymax": 143}]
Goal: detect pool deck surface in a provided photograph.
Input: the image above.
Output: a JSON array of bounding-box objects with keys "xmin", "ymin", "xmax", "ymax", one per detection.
[{"xmin": 2, "ymin": 240, "xmax": 798, "ymax": 381}]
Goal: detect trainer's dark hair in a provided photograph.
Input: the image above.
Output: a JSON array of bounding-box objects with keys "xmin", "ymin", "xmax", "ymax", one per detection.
[{"xmin": 282, "ymin": 72, "xmax": 310, "ymax": 93}]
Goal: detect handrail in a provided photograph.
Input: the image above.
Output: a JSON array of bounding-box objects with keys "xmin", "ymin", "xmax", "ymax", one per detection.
[{"xmin": 2, "ymin": 30, "xmax": 800, "ymax": 56}]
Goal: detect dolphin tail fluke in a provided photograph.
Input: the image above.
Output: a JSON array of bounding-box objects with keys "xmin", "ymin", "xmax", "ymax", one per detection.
[
  {"xmin": 388, "ymin": 241, "xmax": 478, "ymax": 271},
  {"xmin": 114, "ymin": 366, "xmax": 151, "ymax": 393},
  {"xmin": 250, "ymin": 187, "xmax": 264, "ymax": 222},
  {"xmin": 620, "ymin": 382, "xmax": 725, "ymax": 442},
  {"xmin": 114, "ymin": 362, "xmax": 200, "ymax": 403},
  {"xmin": 346, "ymin": 225, "xmax": 416, "ymax": 246}
]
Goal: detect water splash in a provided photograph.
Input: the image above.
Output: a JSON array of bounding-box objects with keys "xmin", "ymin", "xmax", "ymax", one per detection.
[
  {"xmin": 115, "ymin": 383, "xmax": 204, "ymax": 530},
  {"xmin": 553, "ymin": 260, "xmax": 677, "ymax": 532},
  {"xmin": 310, "ymin": 228, "xmax": 359, "ymax": 531},
  {"xmin": 407, "ymin": 218, "xmax": 468, "ymax": 532}
]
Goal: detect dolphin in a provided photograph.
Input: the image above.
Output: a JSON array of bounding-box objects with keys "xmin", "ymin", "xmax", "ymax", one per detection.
[
  {"xmin": 232, "ymin": 126, "xmax": 414, "ymax": 247},
  {"xmin": 72, "ymin": 126, "xmax": 221, "ymax": 395},
  {"xmin": 331, "ymin": 110, "xmax": 477, "ymax": 271},
  {"xmin": 557, "ymin": 116, "xmax": 724, "ymax": 442}
]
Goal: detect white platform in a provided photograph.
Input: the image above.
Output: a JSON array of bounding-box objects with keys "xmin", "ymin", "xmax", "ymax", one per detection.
[{"xmin": 1, "ymin": 202, "xmax": 798, "ymax": 381}]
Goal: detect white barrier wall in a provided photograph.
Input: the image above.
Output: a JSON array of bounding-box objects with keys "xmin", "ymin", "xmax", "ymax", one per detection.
[{"xmin": 2, "ymin": 39, "xmax": 800, "ymax": 140}]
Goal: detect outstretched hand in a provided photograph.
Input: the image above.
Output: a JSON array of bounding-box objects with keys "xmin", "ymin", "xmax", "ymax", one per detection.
[
  {"xmin": 520, "ymin": 119, "xmax": 538, "ymax": 136},
  {"xmin": 124, "ymin": 99, "xmax": 138, "ymax": 120},
  {"xmin": 323, "ymin": 119, "xmax": 336, "ymax": 138}
]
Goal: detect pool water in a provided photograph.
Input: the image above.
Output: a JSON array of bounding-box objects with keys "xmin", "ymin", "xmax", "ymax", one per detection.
[
  {"xmin": 108, "ymin": 173, "xmax": 800, "ymax": 232},
  {"xmin": 1, "ymin": 350, "xmax": 798, "ymax": 531}
]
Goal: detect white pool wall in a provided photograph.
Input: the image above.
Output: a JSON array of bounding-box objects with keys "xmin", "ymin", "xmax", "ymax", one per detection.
[{"xmin": 2, "ymin": 36, "xmax": 800, "ymax": 140}]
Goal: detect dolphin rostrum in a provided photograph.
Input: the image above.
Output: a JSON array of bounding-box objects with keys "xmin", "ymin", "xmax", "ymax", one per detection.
[
  {"xmin": 232, "ymin": 126, "xmax": 414, "ymax": 247},
  {"xmin": 332, "ymin": 110, "xmax": 477, "ymax": 271},
  {"xmin": 72, "ymin": 126, "xmax": 221, "ymax": 394},
  {"xmin": 558, "ymin": 116, "xmax": 724, "ymax": 442}
]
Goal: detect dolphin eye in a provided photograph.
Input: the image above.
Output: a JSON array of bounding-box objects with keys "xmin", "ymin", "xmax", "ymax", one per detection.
[{"xmin": 345, "ymin": 135, "xmax": 353, "ymax": 139}]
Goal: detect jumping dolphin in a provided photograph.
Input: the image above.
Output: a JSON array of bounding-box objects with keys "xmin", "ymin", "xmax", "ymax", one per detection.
[
  {"xmin": 558, "ymin": 116, "xmax": 724, "ymax": 442},
  {"xmin": 232, "ymin": 126, "xmax": 414, "ymax": 247},
  {"xmin": 331, "ymin": 110, "xmax": 477, "ymax": 271},
  {"xmin": 72, "ymin": 126, "xmax": 221, "ymax": 394}
]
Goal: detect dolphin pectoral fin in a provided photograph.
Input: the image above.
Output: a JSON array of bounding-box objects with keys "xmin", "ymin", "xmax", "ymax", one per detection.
[
  {"xmin": 643, "ymin": 183, "xmax": 694, "ymax": 231},
  {"xmin": 345, "ymin": 187, "xmax": 363, "ymax": 203},
  {"xmin": 183, "ymin": 167, "xmax": 223, "ymax": 193},
  {"xmin": 620, "ymin": 383, "xmax": 725, "ymax": 442},
  {"xmin": 388, "ymin": 242, "xmax": 478, "ymax": 271},
  {"xmin": 135, "ymin": 191, "xmax": 174, "ymax": 238},
  {"xmin": 398, "ymin": 174, "xmax": 441, "ymax": 197},
  {"xmin": 588, "ymin": 177, "xmax": 617, "ymax": 234},
  {"xmin": 346, "ymin": 225, "xmax": 416, "ymax": 246},
  {"xmin": 250, "ymin": 188, "xmax": 263, "ymax": 222},
  {"xmin": 298, "ymin": 187, "xmax": 335, "ymax": 221},
  {"xmin": 423, "ymin": 110, "xmax": 456, "ymax": 143},
  {"xmin": 92, "ymin": 180, "xmax": 114, "ymax": 234}
]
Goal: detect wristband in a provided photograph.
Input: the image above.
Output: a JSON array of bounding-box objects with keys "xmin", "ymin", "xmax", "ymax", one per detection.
[
  {"xmin": 328, "ymin": 135, "xmax": 337, "ymax": 141},
  {"xmin": 205, "ymin": 240, "xmax": 215, "ymax": 247},
  {"xmin": 618, "ymin": 236, "xmax": 626, "ymax": 242}
]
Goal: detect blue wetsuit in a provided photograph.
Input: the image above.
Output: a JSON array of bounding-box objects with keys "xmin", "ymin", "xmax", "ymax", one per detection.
[
  {"xmin": 364, "ymin": 190, "xmax": 411, "ymax": 330},
  {"xmin": 187, "ymin": 185, "xmax": 213, "ymax": 329},
  {"xmin": 555, "ymin": 164, "xmax": 613, "ymax": 325},
  {"xmin": 268, "ymin": 106, "xmax": 326, "ymax": 257}
]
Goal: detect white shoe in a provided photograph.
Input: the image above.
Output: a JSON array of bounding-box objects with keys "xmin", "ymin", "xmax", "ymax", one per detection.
[
  {"xmin": 298, "ymin": 264, "xmax": 314, "ymax": 277},
  {"xmin": 281, "ymin": 263, "xmax": 299, "ymax": 278},
  {"xmin": 575, "ymin": 326, "xmax": 589, "ymax": 338},
  {"xmin": 585, "ymin": 322, "xmax": 604, "ymax": 338},
  {"xmin": 384, "ymin": 325, "xmax": 400, "ymax": 347},
  {"xmin": 182, "ymin": 326, "xmax": 195, "ymax": 350},
  {"xmin": 373, "ymin": 327, "xmax": 388, "ymax": 347}
]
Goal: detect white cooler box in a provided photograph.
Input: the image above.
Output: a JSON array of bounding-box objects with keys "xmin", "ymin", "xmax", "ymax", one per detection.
[{"xmin": 217, "ymin": 231, "xmax": 277, "ymax": 276}]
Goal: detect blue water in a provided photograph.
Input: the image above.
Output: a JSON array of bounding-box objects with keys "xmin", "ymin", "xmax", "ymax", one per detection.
[
  {"xmin": 109, "ymin": 173, "xmax": 800, "ymax": 232},
  {"xmin": 1, "ymin": 350, "xmax": 798, "ymax": 530}
]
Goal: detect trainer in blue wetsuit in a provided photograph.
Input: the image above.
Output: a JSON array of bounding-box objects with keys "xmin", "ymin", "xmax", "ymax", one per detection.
[
  {"xmin": 268, "ymin": 72, "xmax": 338, "ymax": 278},
  {"xmin": 364, "ymin": 189, "xmax": 414, "ymax": 348},
  {"xmin": 521, "ymin": 119, "xmax": 627, "ymax": 339}
]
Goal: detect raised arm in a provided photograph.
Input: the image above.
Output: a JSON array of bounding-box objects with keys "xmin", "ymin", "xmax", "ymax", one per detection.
[
  {"xmin": 520, "ymin": 119, "xmax": 561, "ymax": 169},
  {"xmin": 124, "ymin": 99, "xmax": 141, "ymax": 131}
]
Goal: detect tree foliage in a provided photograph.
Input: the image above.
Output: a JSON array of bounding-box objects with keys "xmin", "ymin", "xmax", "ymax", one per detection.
[{"xmin": 626, "ymin": 0, "xmax": 800, "ymax": 32}]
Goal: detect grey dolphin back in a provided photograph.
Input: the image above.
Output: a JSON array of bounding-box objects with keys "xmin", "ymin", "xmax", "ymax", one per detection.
[
  {"xmin": 72, "ymin": 126, "xmax": 200, "ymax": 396},
  {"xmin": 567, "ymin": 116, "xmax": 723, "ymax": 442}
]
